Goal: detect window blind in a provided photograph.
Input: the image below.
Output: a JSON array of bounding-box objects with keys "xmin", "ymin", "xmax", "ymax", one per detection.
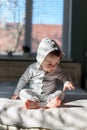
[{"xmin": 31, "ymin": 0, "xmax": 64, "ymax": 52}]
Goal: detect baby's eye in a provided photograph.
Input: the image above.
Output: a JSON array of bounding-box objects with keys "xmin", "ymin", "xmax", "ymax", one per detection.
[
  {"xmin": 47, "ymin": 64, "xmax": 52, "ymax": 66},
  {"xmin": 55, "ymin": 63, "xmax": 58, "ymax": 66}
]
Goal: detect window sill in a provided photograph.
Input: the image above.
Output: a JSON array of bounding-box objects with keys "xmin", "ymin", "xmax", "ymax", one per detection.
[
  {"xmin": 0, "ymin": 53, "xmax": 36, "ymax": 61},
  {"xmin": 0, "ymin": 53, "xmax": 73, "ymax": 62}
]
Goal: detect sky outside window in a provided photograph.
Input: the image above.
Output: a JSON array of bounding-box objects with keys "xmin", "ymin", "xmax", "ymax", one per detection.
[{"xmin": 32, "ymin": 0, "xmax": 63, "ymax": 24}]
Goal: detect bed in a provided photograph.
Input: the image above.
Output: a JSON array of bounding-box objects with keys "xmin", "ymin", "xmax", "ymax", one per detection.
[{"xmin": 0, "ymin": 82, "xmax": 87, "ymax": 130}]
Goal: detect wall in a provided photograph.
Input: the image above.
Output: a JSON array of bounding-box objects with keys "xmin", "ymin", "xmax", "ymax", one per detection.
[
  {"xmin": 0, "ymin": 60, "xmax": 81, "ymax": 87},
  {"xmin": 71, "ymin": 0, "xmax": 87, "ymax": 89}
]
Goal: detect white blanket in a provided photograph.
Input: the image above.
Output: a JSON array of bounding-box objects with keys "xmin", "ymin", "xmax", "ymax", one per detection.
[{"xmin": 0, "ymin": 82, "xmax": 87, "ymax": 130}]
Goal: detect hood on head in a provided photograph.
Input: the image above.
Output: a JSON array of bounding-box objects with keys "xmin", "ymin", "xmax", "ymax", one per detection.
[{"xmin": 36, "ymin": 38, "xmax": 64, "ymax": 68}]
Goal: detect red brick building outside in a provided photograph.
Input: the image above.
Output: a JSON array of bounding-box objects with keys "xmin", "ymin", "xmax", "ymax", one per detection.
[{"xmin": 0, "ymin": 24, "xmax": 62, "ymax": 54}]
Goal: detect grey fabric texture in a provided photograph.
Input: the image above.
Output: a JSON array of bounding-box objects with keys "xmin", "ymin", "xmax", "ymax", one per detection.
[{"xmin": 14, "ymin": 38, "xmax": 68, "ymax": 97}]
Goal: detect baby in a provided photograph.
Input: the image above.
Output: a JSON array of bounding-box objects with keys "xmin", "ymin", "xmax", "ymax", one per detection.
[{"xmin": 12, "ymin": 38, "xmax": 75, "ymax": 109}]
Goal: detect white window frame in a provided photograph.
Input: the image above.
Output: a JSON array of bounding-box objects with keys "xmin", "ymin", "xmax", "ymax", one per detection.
[{"xmin": 62, "ymin": 0, "xmax": 72, "ymax": 59}]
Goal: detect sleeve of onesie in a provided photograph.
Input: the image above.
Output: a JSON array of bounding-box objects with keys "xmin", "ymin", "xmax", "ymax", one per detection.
[
  {"xmin": 14, "ymin": 65, "xmax": 33, "ymax": 95},
  {"xmin": 57, "ymin": 64, "xmax": 72, "ymax": 84}
]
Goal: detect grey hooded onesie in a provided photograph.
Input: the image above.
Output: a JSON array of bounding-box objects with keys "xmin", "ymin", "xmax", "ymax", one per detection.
[{"xmin": 14, "ymin": 38, "xmax": 71, "ymax": 102}]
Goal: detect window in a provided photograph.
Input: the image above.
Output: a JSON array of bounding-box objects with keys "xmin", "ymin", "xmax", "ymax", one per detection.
[
  {"xmin": 0, "ymin": 0, "xmax": 26, "ymax": 55},
  {"xmin": 31, "ymin": 0, "xmax": 64, "ymax": 53},
  {"xmin": 0, "ymin": 0, "xmax": 72, "ymax": 58},
  {"xmin": 26, "ymin": 0, "xmax": 72, "ymax": 59}
]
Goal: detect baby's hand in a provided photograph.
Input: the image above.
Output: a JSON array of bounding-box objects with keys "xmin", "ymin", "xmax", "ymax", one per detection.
[
  {"xmin": 11, "ymin": 94, "xmax": 19, "ymax": 100},
  {"xmin": 63, "ymin": 81, "xmax": 75, "ymax": 91}
]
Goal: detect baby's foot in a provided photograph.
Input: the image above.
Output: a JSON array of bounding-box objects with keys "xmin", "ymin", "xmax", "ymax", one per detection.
[
  {"xmin": 45, "ymin": 97, "xmax": 61, "ymax": 108},
  {"xmin": 25, "ymin": 100, "xmax": 40, "ymax": 109}
]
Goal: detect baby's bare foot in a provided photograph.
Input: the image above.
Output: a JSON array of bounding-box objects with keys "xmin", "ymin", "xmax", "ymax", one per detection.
[
  {"xmin": 25, "ymin": 100, "xmax": 40, "ymax": 109},
  {"xmin": 45, "ymin": 97, "xmax": 61, "ymax": 108}
]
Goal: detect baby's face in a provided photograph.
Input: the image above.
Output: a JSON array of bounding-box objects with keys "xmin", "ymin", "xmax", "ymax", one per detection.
[{"xmin": 41, "ymin": 53, "xmax": 60, "ymax": 73}]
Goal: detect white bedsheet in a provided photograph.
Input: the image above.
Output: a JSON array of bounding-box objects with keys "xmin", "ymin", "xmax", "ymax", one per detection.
[{"xmin": 0, "ymin": 82, "xmax": 87, "ymax": 130}]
